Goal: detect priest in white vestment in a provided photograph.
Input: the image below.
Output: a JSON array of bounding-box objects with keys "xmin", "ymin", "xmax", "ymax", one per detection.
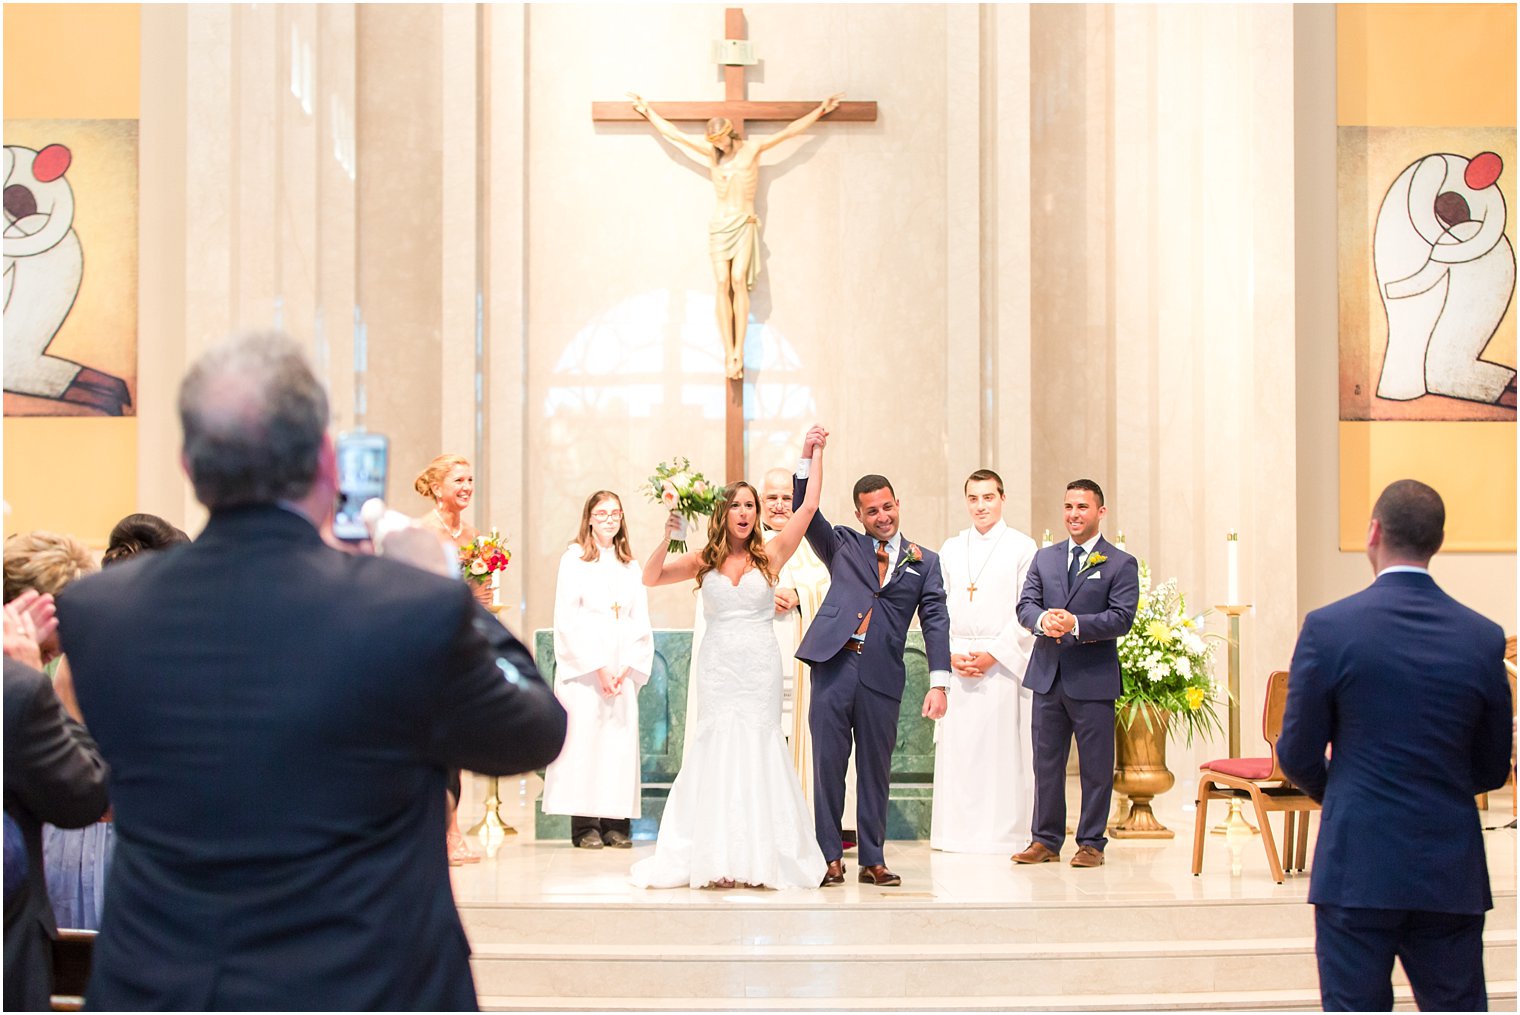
[
  {"xmin": 932, "ymin": 469, "xmax": 1038, "ymax": 853},
  {"xmin": 542, "ymin": 493, "xmax": 655, "ymax": 848}
]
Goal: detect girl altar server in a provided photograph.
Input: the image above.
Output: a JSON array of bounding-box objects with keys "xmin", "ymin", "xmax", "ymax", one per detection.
[{"xmin": 541, "ymin": 491, "xmax": 655, "ymax": 848}]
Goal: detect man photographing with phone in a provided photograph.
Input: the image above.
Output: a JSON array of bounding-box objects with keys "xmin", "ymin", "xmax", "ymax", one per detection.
[{"xmin": 56, "ymin": 331, "xmax": 566, "ymax": 1010}]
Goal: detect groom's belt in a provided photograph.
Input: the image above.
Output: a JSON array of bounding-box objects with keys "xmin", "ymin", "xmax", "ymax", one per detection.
[{"xmin": 842, "ymin": 637, "xmax": 866, "ymax": 654}]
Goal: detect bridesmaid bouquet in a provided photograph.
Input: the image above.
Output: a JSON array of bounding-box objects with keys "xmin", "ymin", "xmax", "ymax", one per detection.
[
  {"xmin": 643, "ymin": 457, "xmax": 722, "ymax": 553},
  {"xmin": 459, "ymin": 528, "xmax": 512, "ymax": 586}
]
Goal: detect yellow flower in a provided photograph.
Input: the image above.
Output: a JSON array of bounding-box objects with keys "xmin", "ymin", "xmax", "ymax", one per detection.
[
  {"xmin": 1180, "ymin": 617, "xmax": 1194, "ymax": 629},
  {"xmin": 1185, "ymin": 686, "xmax": 1205, "ymax": 710},
  {"xmin": 1146, "ymin": 620, "xmax": 1174, "ymax": 645},
  {"xmin": 1136, "ymin": 597, "xmax": 1150, "ymax": 614}
]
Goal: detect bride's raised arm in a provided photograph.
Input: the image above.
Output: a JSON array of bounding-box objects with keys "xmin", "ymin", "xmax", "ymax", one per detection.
[
  {"xmin": 642, "ymin": 511, "xmax": 703, "ymax": 587},
  {"xmin": 765, "ymin": 428, "xmax": 825, "ymax": 570}
]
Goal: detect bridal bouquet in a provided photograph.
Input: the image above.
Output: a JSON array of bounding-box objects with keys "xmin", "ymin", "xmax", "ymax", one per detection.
[
  {"xmin": 1115, "ymin": 560, "xmax": 1224, "ymax": 746},
  {"xmin": 643, "ymin": 457, "xmax": 722, "ymax": 553},
  {"xmin": 458, "ymin": 528, "xmax": 512, "ymax": 586}
]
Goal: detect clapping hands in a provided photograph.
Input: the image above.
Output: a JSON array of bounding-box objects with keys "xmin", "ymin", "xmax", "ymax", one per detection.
[{"xmin": 4, "ymin": 589, "xmax": 58, "ymax": 670}]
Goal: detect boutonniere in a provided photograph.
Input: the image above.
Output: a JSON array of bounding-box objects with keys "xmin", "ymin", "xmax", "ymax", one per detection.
[
  {"xmin": 1080, "ymin": 551, "xmax": 1107, "ymax": 573},
  {"xmin": 893, "ymin": 543, "xmax": 923, "ymax": 575}
]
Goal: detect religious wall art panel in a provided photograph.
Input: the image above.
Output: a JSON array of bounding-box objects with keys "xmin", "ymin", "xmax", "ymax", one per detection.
[
  {"xmin": 1338, "ymin": 125, "xmax": 1517, "ymax": 423},
  {"xmin": 3, "ymin": 118, "xmax": 138, "ymax": 417}
]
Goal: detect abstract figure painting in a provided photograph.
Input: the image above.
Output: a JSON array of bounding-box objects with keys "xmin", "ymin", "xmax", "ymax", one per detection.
[
  {"xmin": 3, "ymin": 120, "xmax": 137, "ymax": 417},
  {"xmin": 1373, "ymin": 150, "xmax": 1516, "ymax": 409},
  {"xmin": 1340, "ymin": 127, "xmax": 1517, "ymax": 424}
]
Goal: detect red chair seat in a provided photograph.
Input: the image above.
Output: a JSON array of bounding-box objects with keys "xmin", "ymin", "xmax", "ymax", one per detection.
[{"xmin": 1202, "ymin": 756, "xmax": 1273, "ymax": 780}]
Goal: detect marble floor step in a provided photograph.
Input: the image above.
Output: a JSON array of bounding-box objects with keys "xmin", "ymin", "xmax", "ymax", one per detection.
[
  {"xmin": 462, "ymin": 891, "xmax": 1515, "ymax": 948},
  {"xmin": 480, "ymin": 980, "xmax": 1519, "ymax": 1012},
  {"xmin": 469, "ymin": 932, "xmax": 1516, "ymax": 999}
]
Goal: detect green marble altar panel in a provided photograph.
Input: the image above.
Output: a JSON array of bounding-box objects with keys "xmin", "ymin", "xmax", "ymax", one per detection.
[{"xmin": 532, "ymin": 629, "xmax": 934, "ymax": 841}]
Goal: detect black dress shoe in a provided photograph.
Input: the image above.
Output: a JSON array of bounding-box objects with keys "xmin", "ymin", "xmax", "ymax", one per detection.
[
  {"xmin": 574, "ymin": 830, "xmax": 604, "ymax": 849},
  {"xmin": 857, "ymin": 864, "xmax": 902, "ymax": 886},
  {"xmin": 603, "ymin": 829, "xmax": 633, "ymax": 849},
  {"xmin": 819, "ymin": 859, "xmax": 846, "ymax": 886}
]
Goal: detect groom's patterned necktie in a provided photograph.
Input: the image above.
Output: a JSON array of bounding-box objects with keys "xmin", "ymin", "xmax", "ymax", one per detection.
[
  {"xmin": 1067, "ymin": 542, "xmax": 1084, "ymax": 590},
  {"xmin": 854, "ymin": 540, "xmax": 890, "ymax": 638}
]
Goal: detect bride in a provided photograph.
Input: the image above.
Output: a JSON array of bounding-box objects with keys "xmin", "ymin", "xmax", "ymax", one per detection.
[{"xmin": 631, "ymin": 429, "xmax": 828, "ymax": 890}]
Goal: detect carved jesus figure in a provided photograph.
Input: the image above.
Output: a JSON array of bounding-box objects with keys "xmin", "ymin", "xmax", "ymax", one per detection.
[{"xmin": 628, "ymin": 92, "xmax": 842, "ymax": 380}]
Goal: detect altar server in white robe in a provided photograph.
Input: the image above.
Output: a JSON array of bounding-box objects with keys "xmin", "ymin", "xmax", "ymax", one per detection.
[
  {"xmin": 542, "ymin": 490, "xmax": 655, "ymax": 849},
  {"xmin": 932, "ymin": 469, "xmax": 1039, "ymax": 854}
]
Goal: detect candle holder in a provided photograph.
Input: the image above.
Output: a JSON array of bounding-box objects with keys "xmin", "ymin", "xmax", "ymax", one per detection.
[
  {"xmin": 1210, "ymin": 603, "xmax": 1260, "ymax": 838},
  {"xmin": 468, "ymin": 599, "xmax": 519, "ymax": 844}
]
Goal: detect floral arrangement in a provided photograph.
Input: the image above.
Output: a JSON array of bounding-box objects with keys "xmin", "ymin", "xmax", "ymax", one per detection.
[
  {"xmin": 1116, "ymin": 560, "xmax": 1224, "ymax": 745},
  {"xmin": 643, "ymin": 457, "xmax": 722, "ymax": 553},
  {"xmin": 458, "ymin": 528, "xmax": 511, "ymax": 585}
]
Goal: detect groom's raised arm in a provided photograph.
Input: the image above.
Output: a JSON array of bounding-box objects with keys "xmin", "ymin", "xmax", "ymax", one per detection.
[{"xmin": 792, "ymin": 466, "xmax": 836, "ymax": 569}]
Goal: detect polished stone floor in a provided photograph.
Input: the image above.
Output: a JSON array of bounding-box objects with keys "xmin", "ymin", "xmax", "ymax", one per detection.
[{"xmin": 452, "ymin": 774, "xmax": 1516, "ymax": 909}]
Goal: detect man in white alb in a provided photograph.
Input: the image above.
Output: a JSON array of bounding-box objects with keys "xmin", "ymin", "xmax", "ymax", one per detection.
[{"xmin": 932, "ymin": 469, "xmax": 1039, "ymax": 853}]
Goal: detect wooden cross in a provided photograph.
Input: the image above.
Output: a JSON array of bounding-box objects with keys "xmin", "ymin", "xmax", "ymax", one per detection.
[
  {"xmin": 593, "ymin": 7, "xmax": 877, "ymax": 483},
  {"xmin": 611, "ymin": 602, "xmax": 622, "ymax": 620},
  {"xmin": 967, "ymin": 583, "xmax": 977, "ymax": 602}
]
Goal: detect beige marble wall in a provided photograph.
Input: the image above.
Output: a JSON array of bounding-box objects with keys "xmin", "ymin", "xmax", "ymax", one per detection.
[{"xmin": 129, "ymin": 5, "xmax": 1508, "ymax": 760}]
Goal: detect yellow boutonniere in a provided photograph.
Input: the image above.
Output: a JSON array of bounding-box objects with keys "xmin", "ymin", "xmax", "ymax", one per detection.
[{"xmin": 1080, "ymin": 551, "xmax": 1107, "ymax": 573}]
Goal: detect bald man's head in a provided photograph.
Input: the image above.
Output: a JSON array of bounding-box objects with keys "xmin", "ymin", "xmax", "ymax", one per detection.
[
  {"xmin": 760, "ymin": 467, "xmax": 794, "ymax": 531},
  {"xmin": 178, "ymin": 332, "xmax": 328, "ymax": 510}
]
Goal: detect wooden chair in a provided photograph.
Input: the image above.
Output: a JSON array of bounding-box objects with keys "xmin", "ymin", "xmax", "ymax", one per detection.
[
  {"xmin": 1192, "ymin": 669, "xmax": 1320, "ymax": 884},
  {"xmin": 50, "ymin": 929, "xmax": 95, "ymax": 1012}
]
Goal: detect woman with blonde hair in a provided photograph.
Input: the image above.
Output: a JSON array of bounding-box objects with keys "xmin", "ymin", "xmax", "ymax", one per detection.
[
  {"xmin": 414, "ymin": 453, "xmax": 488, "ymax": 864},
  {"xmin": 3, "ymin": 530, "xmax": 109, "ymax": 929},
  {"xmin": 630, "ymin": 427, "xmax": 827, "ymax": 890},
  {"xmin": 541, "ymin": 491, "xmax": 655, "ymax": 849}
]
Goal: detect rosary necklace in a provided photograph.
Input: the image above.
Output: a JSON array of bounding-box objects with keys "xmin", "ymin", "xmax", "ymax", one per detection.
[{"xmin": 964, "ymin": 527, "xmax": 1005, "ymax": 601}]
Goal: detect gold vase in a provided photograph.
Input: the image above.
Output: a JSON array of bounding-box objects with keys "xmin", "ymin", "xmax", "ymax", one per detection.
[{"xmin": 1109, "ymin": 705, "xmax": 1176, "ymax": 839}]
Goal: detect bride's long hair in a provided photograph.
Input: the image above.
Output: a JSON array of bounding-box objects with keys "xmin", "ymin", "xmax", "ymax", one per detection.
[{"xmin": 694, "ymin": 481, "xmax": 777, "ymax": 589}]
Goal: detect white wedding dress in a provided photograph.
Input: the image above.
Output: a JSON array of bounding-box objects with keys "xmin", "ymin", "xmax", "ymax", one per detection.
[{"xmin": 630, "ymin": 568, "xmax": 826, "ymax": 889}]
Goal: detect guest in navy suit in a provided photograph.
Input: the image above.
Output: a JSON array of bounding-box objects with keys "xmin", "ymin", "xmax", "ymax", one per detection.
[
  {"xmin": 1278, "ymin": 479, "xmax": 1511, "ymax": 1012},
  {"xmin": 793, "ymin": 427, "xmax": 951, "ymax": 887},
  {"xmin": 1012, "ymin": 480, "xmax": 1138, "ymax": 868},
  {"xmin": 57, "ymin": 333, "xmax": 567, "ymax": 1010}
]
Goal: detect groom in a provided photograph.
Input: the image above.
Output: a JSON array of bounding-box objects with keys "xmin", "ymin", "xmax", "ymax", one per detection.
[{"xmin": 793, "ymin": 427, "xmax": 951, "ymax": 887}]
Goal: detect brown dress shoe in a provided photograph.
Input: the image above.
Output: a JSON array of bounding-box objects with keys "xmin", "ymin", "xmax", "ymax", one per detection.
[
  {"xmin": 1070, "ymin": 845, "xmax": 1105, "ymax": 868},
  {"xmin": 1011, "ymin": 842, "xmax": 1060, "ymax": 864},
  {"xmin": 857, "ymin": 864, "xmax": 902, "ymax": 886},
  {"xmin": 819, "ymin": 860, "xmax": 846, "ymax": 887}
]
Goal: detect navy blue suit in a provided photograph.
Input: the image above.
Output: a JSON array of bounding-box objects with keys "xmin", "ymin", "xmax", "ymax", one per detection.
[
  {"xmin": 1015, "ymin": 536, "xmax": 1138, "ymax": 852},
  {"xmin": 58, "ymin": 506, "xmax": 567, "ymax": 1010},
  {"xmin": 794, "ymin": 478, "xmax": 951, "ymax": 867},
  {"xmin": 1278, "ymin": 569, "xmax": 1511, "ymax": 1011}
]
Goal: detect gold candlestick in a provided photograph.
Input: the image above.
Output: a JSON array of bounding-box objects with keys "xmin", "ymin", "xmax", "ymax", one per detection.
[
  {"xmin": 467, "ymin": 599, "xmax": 519, "ymax": 845},
  {"xmin": 1210, "ymin": 603, "xmax": 1259, "ymax": 838}
]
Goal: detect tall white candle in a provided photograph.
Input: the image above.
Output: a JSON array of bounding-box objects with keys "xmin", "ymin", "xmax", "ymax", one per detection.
[
  {"xmin": 1115, "ymin": 531, "xmax": 1126, "ymax": 552},
  {"xmin": 490, "ymin": 569, "xmax": 501, "ymax": 609},
  {"xmin": 1226, "ymin": 530, "xmax": 1239, "ymax": 605},
  {"xmin": 1041, "ymin": 528, "xmax": 1053, "ymax": 548}
]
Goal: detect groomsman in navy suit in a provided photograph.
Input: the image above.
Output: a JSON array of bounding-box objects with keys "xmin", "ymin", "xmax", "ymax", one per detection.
[
  {"xmin": 1278, "ymin": 480, "xmax": 1512, "ymax": 1011},
  {"xmin": 1013, "ymin": 480, "xmax": 1138, "ymax": 868},
  {"xmin": 794, "ymin": 427, "xmax": 951, "ymax": 887}
]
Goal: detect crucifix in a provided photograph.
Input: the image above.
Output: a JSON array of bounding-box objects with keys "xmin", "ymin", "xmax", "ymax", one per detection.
[
  {"xmin": 967, "ymin": 583, "xmax": 977, "ymax": 602},
  {"xmin": 593, "ymin": 7, "xmax": 877, "ymax": 483},
  {"xmin": 611, "ymin": 602, "xmax": 622, "ymax": 620}
]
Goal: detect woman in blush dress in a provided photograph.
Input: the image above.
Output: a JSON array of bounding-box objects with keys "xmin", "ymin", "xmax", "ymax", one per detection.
[
  {"xmin": 631, "ymin": 429, "xmax": 827, "ymax": 890},
  {"xmin": 541, "ymin": 491, "xmax": 655, "ymax": 849},
  {"xmin": 415, "ymin": 453, "xmax": 489, "ymax": 864}
]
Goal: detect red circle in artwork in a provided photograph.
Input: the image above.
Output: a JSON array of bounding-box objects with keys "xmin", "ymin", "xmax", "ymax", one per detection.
[
  {"xmin": 1465, "ymin": 151, "xmax": 1503, "ymax": 191},
  {"xmin": 32, "ymin": 144, "xmax": 72, "ymax": 184}
]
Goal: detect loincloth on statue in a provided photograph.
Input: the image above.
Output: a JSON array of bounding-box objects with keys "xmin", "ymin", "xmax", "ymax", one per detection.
[{"xmin": 708, "ymin": 212, "xmax": 761, "ymax": 290}]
